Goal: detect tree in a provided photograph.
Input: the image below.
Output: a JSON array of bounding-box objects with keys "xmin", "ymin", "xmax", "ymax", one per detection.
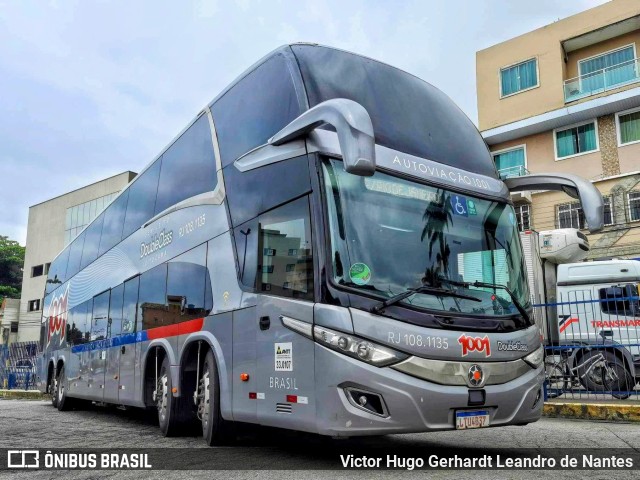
[{"xmin": 0, "ymin": 235, "xmax": 25, "ymax": 305}]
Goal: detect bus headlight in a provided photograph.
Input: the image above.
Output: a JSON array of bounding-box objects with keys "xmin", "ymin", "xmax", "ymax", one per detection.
[
  {"xmin": 313, "ymin": 325, "xmax": 409, "ymax": 367},
  {"xmin": 523, "ymin": 345, "xmax": 544, "ymax": 368}
]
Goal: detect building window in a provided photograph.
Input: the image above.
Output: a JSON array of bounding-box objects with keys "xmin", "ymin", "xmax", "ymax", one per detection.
[
  {"xmin": 555, "ymin": 121, "xmax": 598, "ymax": 159},
  {"xmin": 492, "ymin": 146, "xmax": 526, "ymax": 179},
  {"xmin": 285, "ymin": 264, "xmax": 296, "ymax": 272},
  {"xmin": 10, "ymin": 322, "xmax": 18, "ymax": 333},
  {"xmin": 288, "ymin": 249, "xmax": 298, "ymax": 256},
  {"xmin": 557, "ymin": 203, "xmax": 585, "ymax": 229},
  {"xmin": 31, "ymin": 265, "xmax": 44, "ymax": 278},
  {"xmin": 500, "ymin": 58, "xmax": 538, "ymax": 97},
  {"xmin": 629, "ymin": 192, "xmax": 640, "ymax": 222},
  {"xmin": 558, "ymin": 197, "xmax": 612, "ymax": 229},
  {"xmin": 513, "ymin": 204, "xmax": 531, "ymax": 232},
  {"xmin": 27, "ymin": 299, "xmax": 40, "ymax": 312},
  {"xmin": 617, "ymin": 108, "xmax": 640, "ymax": 146},
  {"xmin": 44, "ymin": 263, "xmax": 51, "ymax": 275},
  {"xmin": 64, "ymin": 192, "xmax": 119, "ymax": 246},
  {"xmin": 603, "ymin": 196, "xmax": 614, "ymax": 226},
  {"xmin": 579, "ymin": 45, "xmax": 635, "ymax": 93},
  {"xmin": 262, "ymin": 265, "xmax": 274, "ymax": 274},
  {"xmin": 263, "ymin": 248, "xmax": 276, "ymax": 257}
]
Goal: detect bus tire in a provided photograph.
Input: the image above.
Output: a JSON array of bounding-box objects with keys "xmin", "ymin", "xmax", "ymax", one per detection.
[
  {"xmin": 156, "ymin": 356, "xmax": 182, "ymax": 437},
  {"xmin": 56, "ymin": 364, "xmax": 74, "ymax": 411},
  {"xmin": 200, "ymin": 350, "xmax": 232, "ymax": 446}
]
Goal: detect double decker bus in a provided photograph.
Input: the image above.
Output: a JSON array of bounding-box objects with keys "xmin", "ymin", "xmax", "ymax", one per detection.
[{"xmin": 36, "ymin": 44, "xmax": 603, "ymax": 444}]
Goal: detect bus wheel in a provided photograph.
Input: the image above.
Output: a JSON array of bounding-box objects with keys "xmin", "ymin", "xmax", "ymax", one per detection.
[
  {"xmin": 199, "ymin": 350, "xmax": 232, "ymax": 446},
  {"xmin": 56, "ymin": 364, "xmax": 74, "ymax": 411},
  {"xmin": 51, "ymin": 374, "xmax": 59, "ymax": 409},
  {"xmin": 156, "ymin": 356, "xmax": 181, "ymax": 437}
]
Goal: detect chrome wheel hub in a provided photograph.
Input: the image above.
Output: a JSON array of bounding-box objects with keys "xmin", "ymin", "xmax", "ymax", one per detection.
[{"xmin": 157, "ymin": 374, "xmax": 168, "ymax": 422}]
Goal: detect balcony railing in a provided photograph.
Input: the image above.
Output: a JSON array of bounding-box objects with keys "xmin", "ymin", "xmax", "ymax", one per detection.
[
  {"xmin": 564, "ymin": 57, "xmax": 640, "ymax": 103},
  {"xmin": 497, "ymin": 165, "xmax": 529, "ymax": 180}
]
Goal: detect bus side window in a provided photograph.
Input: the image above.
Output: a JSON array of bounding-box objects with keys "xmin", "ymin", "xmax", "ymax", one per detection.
[
  {"xmin": 167, "ymin": 243, "xmax": 211, "ymax": 322},
  {"xmin": 234, "ymin": 196, "xmax": 314, "ymax": 300},
  {"xmin": 599, "ymin": 284, "xmax": 640, "ymax": 317},
  {"xmin": 91, "ymin": 290, "xmax": 110, "ymax": 342},
  {"xmin": 122, "ymin": 159, "xmax": 161, "ymax": 240},
  {"xmin": 68, "ymin": 302, "xmax": 89, "ymax": 345},
  {"xmin": 122, "ymin": 276, "xmax": 139, "ymax": 334},
  {"xmin": 109, "ymin": 283, "xmax": 125, "ymax": 337},
  {"xmin": 138, "ymin": 264, "xmax": 168, "ymax": 331},
  {"xmin": 154, "ymin": 116, "xmax": 217, "ymax": 215}
]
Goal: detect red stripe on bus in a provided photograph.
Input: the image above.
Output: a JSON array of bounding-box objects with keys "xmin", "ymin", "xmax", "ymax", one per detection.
[{"xmin": 145, "ymin": 317, "xmax": 204, "ymax": 341}]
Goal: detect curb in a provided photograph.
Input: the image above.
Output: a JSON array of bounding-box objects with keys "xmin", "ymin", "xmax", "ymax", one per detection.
[
  {"xmin": 0, "ymin": 389, "xmax": 48, "ymax": 400},
  {"xmin": 543, "ymin": 402, "xmax": 640, "ymax": 422}
]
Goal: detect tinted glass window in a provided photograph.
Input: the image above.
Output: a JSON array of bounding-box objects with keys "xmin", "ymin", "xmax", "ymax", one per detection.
[
  {"xmin": 80, "ymin": 213, "xmax": 104, "ymax": 270},
  {"xmin": 138, "ymin": 264, "xmax": 167, "ymax": 331},
  {"xmin": 292, "ymin": 45, "xmax": 496, "ymax": 177},
  {"xmin": 122, "ymin": 159, "xmax": 161, "ymax": 239},
  {"xmin": 67, "ymin": 301, "xmax": 89, "ymax": 346},
  {"xmin": 235, "ymin": 196, "xmax": 313, "ymax": 299},
  {"xmin": 46, "ymin": 247, "xmax": 70, "ymax": 295},
  {"xmin": 224, "ymin": 155, "xmax": 311, "ymax": 226},
  {"xmin": 599, "ymin": 285, "xmax": 640, "ymax": 317},
  {"xmin": 122, "ymin": 276, "xmax": 139, "ymax": 334},
  {"xmin": 109, "ymin": 283, "xmax": 124, "ymax": 337},
  {"xmin": 154, "ymin": 115, "xmax": 217, "ymax": 215},
  {"xmin": 99, "ymin": 190, "xmax": 129, "ymax": 256},
  {"xmin": 65, "ymin": 231, "xmax": 86, "ymax": 279},
  {"xmin": 212, "ymin": 53, "xmax": 302, "ymax": 167},
  {"xmin": 91, "ymin": 290, "xmax": 110, "ymax": 341},
  {"xmin": 167, "ymin": 244, "xmax": 212, "ymax": 323},
  {"xmin": 234, "ymin": 218, "xmax": 258, "ymax": 289}
]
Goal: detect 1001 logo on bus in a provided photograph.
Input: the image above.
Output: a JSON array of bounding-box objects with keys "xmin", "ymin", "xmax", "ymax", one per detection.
[
  {"xmin": 46, "ymin": 284, "xmax": 69, "ymax": 347},
  {"xmin": 458, "ymin": 334, "xmax": 491, "ymax": 357}
]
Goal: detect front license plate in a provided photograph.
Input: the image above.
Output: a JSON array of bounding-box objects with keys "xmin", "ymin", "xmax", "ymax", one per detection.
[{"xmin": 455, "ymin": 410, "xmax": 490, "ymax": 430}]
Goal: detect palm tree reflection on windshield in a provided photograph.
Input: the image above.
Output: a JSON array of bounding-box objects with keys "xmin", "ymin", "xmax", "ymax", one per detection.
[{"xmin": 421, "ymin": 191, "xmax": 453, "ymax": 288}]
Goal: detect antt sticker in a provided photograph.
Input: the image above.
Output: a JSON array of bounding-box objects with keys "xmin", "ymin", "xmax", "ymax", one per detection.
[
  {"xmin": 458, "ymin": 334, "xmax": 491, "ymax": 357},
  {"xmin": 274, "ymin": 342, "xmax": 293, "ymax": 371}
]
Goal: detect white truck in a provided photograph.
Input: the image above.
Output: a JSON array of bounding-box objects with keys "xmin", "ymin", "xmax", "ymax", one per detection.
[{"xmin": 520, "ymin": 229, "xmax": 638, "ymax": 396}]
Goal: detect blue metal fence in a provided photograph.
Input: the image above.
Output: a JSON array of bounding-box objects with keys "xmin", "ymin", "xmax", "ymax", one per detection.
[
  {"xmin": 0, "ymin": 341, "xmax": 40, "ymax": 390},
  {"xmin": 537, "ymin": 291, "xmax": 640, "ymax": 401}
]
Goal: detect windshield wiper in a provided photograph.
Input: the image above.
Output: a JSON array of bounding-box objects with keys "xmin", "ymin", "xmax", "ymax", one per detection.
[
  {"xmin": 371, "ymin": 284, "xmax": 481, "ymax": 314},
  {"xmin": 439, "ymin": 278, "xmax": 531, "ymax": 323}
]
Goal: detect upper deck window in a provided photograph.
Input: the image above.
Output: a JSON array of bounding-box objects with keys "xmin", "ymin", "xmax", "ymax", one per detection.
[
  {"xmin": 154, "ymin": 115, "xmax": 218, "ymax": 215},
  {"xmin": 500, "ymin": 59, "xmax": 538, "ymax": 97},
  {"xmin": 212, "ymin": 53, "xmax": 302, "ymax": 167},
  {"xmin": 292, "ymin": 45, "xmax": 496, "ymax": 178}
]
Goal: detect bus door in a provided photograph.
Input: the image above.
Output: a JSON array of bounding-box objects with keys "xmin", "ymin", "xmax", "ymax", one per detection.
[
  {"xmin": 253, "ymin": 197, "xmax": 316, "ymax": 428},
  {"xmin": 256, "ymin": 296, "xmax": 315, "ymax": 428},
  {"xmin": 118, "ymin": 276, "xmax": 139, "ymax": 404},
  {"xmin": 88, "ymin": 290, "xmax": 110, "ymax": 401},
  {"xmin": 104, "ymin": 283, "xmax": 124, "ymax": 403}
]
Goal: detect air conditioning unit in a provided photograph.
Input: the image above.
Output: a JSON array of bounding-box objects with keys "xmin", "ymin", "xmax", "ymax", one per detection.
[{"xmin": 538, "ymin": 228, "xmax": 589, "ymax": 264}]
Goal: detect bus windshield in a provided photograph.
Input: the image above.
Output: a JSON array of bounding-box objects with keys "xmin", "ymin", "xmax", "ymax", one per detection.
[{"xmin": 322, "ymin": 159, "xmax": 531, "ymax": 317}]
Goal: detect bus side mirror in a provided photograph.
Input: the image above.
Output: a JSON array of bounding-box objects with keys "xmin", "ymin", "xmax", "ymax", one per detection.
[
  {"xmin": 504, "ymin": 173, "xmax": 604, "ymax": 233},
  {"xmin": 269, "ymin": 98, "xmax": 376, "ymax": 176}
]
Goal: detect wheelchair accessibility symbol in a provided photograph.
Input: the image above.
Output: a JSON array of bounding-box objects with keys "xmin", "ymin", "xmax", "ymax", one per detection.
[{"xmin": 450, "ymin": 195, "xmax": 468, "ymax": 217}]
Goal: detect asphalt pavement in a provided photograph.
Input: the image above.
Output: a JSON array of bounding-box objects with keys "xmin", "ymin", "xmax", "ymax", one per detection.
[{"xmin": 0, "ymin": 398, "xmax": 638, "ymax": 479}]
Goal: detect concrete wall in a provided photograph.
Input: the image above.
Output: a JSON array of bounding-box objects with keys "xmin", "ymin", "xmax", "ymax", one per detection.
[
  {"xmin": 477, "ymin": 0, "xmax": 640, "ymax": 131},
  {"xmin": 18, "ymin": 172, "xmax": 136, "ymax": 343}
]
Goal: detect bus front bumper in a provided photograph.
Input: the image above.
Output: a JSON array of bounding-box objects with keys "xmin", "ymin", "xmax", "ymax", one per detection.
[{"xmin": 314, "ymin": 345, "xmax": 544, "ymax": 436}]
